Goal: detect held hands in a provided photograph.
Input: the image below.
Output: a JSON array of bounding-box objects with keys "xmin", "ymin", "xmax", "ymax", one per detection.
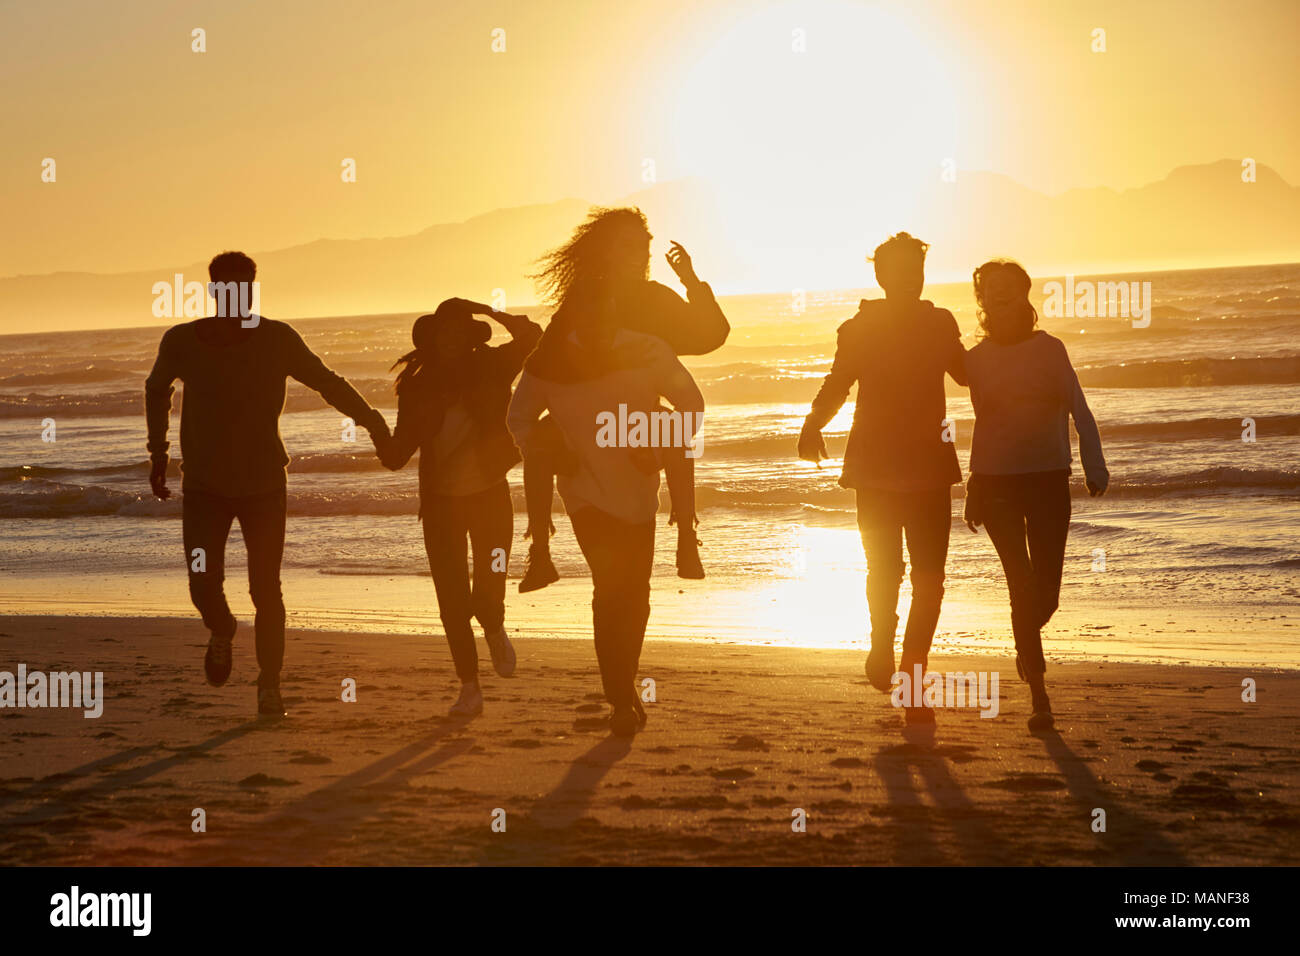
[
  {"xmin": 666, "ymin": 242, "xmax": 699, "ymax": 287},
  {"xmin": 797, "ymin": 420, "xmax": 828, "ymax": 465},
  {"xmin": 149, "ymin": 457, "xmax": 170, "ymax": 500}
]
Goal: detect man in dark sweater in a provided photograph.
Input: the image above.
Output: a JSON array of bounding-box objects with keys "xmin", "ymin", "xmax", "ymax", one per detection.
[
  {"xmin": 799, "ymin": 233, "xmax": 967, "ymax": 725},
  {"xmin": 145, "ymin": 251, "xmax": 388, "ymax": 717}
]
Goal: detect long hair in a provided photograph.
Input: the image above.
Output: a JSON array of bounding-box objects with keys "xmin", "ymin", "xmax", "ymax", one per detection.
[
  {"xmin": 390, "ymin": 307, "xmax": 488, "ymax": 395},
  {"xmin": 973, "ymin": 259, "xmax": 1038, "ymax": 344},
  {"xmin": 531, "ymin": 207, "xmax": 649, "ymax": 310}
]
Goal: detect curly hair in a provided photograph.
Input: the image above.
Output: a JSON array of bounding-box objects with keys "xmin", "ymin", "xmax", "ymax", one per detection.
[
  {"xmin": 868, "ymin": 231, "xmax": 929, "ymax": 268},
  {"xmin": 531, "ymin": 207, "xmax": 649, "ymax": 307},
  {"xmin": 972, "ymin": 259, "xmax": 1038, "ymax": 344}
]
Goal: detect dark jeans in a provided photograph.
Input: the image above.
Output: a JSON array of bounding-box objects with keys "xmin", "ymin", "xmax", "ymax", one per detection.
[
  {"xmin": 422, "ymin": 480, "xmax": 513, "ymax": 682},
  {"xmin": 975, "ymin": 470, "xmax": 1071, "ymax": 675},
  {"xmin": 182, "ymin": 488, "xmax": 287, "ymax": 686},
  {"xmin": 569, "ymin": 507, "xmax": 655, "ymax": 709},
  {"xmin": 855, "ymin": 486, "xmax": 952, "ymax": 663}
]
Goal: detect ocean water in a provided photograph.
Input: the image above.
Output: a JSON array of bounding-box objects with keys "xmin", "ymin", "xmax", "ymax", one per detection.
[{"xmin": 1, "ymin": 262, "xmax": 1297, "ymax": 665}]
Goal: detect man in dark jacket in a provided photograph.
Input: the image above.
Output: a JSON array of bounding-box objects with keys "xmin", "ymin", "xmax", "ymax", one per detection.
[{"xmin": 799, "ymin": 233, "xmax": 966, "ymax": 725}]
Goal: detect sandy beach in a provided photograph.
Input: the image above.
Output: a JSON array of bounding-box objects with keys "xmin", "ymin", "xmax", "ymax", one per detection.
[{"xmin": 2, "ymin": 614, "xmax": 1296, "ymax": 866}]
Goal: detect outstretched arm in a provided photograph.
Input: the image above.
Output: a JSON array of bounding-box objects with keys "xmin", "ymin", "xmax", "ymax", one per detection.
[
  {"xmin": 283, "ymin": 326, "xmax": 386, "ymax": 436},
  {"xmin": 378, "ymin": 384, "xmax": 417, "ymax": 471}
]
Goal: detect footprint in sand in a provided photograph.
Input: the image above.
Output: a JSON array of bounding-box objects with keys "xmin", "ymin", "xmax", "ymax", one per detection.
[
  {"xmin": 987, "ymin": 773, "xmax": 1067, "ymax": 792},
  {"xmin": 1171, "ymin": 782, "xmax": 1237, "ymax": 808},
  {"xmin": 238, "ymin": 773, "xmax": 299, "ymax": 788},
  {"xmin": 575, "ymin": 703, "xmax": 605, "ymax": 714},
  {"xmin": 709, "ymin": 767, "xmax": 756, "ymax": 781},
  {"xmin": 287, "ymin": 753, "xmax": 332, "ymax": 765}
]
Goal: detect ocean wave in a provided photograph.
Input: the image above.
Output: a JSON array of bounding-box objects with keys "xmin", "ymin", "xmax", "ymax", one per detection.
[
  {"xmin": 1075, "ymin": 355, "xmax": 1300, "ymax": 388},
  {"xmin": 0, "ymin": 379, "xmax": 397, "ymax": 420}
]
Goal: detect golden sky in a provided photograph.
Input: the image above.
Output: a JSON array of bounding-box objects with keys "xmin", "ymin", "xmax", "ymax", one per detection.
[{"xmin": 3, "ymin": 0, "xmax": 1298, "ymax": 278}]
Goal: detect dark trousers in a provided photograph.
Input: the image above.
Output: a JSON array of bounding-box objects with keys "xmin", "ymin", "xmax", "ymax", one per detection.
[
  {"xmin": 569, "ymin": 507, "xmax": 655, "ymax": 709},
  {"xmin": 976, "ymin": 470, "xmax": 1071, "ymax": 675},
  {"xmin": 182, "ymin": 488, "xmax": 287, "ymax": 685},
  {"xmin": 855, "ymin": 486, "xmax": 952, "ymax": 663},
  {"xmin": 422, "ymin": 480, "xmax": 514, "ymax": 682}
]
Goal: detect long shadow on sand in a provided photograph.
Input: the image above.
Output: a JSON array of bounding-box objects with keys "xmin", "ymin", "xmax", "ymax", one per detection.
[
  {"xmin": 185, "ymin": 716, "xmax": 479, "ymax": 864},
  {"xmin": 472, "ymin": 734, "xmax": 632, "ymax": 865},
  {"xmin": 529, "ymin": 735, "xmax": 632, "ymax": 829},
  {"xmin": 873, "ymin": 741, "xmax": 1000, "ymax": 865},
  {"xmin": 1039, "ymin": 730, "xmax": 1189, "ymax": 865},
  {"xmin": 0, "ymin": 722, "xmax": 262, "ymax": 833}
]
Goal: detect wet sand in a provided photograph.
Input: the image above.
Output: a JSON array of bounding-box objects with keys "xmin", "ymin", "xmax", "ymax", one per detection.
[{"xmin": 1, "ymin": 614, "xmax": 1297, "ymax": 865}]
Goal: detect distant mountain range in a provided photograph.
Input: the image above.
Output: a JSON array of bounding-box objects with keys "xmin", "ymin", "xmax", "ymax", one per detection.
[{"xmin": 3, "ymin": 160, "xmax": 1298, "ymax": 332}]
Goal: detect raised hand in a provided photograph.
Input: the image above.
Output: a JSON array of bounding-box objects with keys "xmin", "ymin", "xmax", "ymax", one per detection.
[{"xmin": 665, "ymin": 241, "xmax": 699, "ymax": 286}]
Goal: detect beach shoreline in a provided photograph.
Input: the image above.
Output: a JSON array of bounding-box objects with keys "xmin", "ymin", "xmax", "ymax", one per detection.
[{"xmin": 2, "ymin": 614, "xmax": 1296, "ymax": 866}]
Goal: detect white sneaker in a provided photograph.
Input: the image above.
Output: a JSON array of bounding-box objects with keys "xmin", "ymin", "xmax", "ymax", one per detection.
[
  {"xmin": 449, "ymin": 680, "xmax": 483, "ymax": 717},
  {"xmin": 484, "ymin": 625, "xmax": 517, "ymax": 678}
]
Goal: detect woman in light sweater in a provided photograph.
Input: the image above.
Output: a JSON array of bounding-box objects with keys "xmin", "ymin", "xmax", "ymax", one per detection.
[
  {"xmin": 962, "ymin": 260, "xmax": 1109, "ymax": 732},
  {"xmin": 508, "ymin": 218, "xmax": 705, "ymax": 737}
]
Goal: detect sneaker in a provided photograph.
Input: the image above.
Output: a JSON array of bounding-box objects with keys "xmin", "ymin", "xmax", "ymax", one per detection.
[
  {"xmin": 609, "ymin": 706, "xmax": 639, "ymax": 738},
  {"xmin": 864, "ymin": 646, "xmax": 895, "ymax": 693},
  {"xmin": 257, "ymin": 682, "xmax": 286, "ymax": 718},
  {"xmin": 484, "ymin": 625, "xmax": 517, "ymax": 678},
  {"xmin": 518, "ymin": 545, "xmax": 559, "ymax": 594},
  {"xmin": 1028, "ymin": 689, "xmax": 1054, "ymax": 732},
  {"xmin": 676, "ymin": 536, "xmax": 705, "ymax": 580},
  {"xmin": 204, "ymin": 628, "xmax": 234, "ymax": 687},
  {"xmin": 449, "ymin": 680, "xmax": 484, "ymax": 717}
]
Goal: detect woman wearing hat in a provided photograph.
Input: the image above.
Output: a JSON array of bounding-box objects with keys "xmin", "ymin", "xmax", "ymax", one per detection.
[{"xmin": 377, "ymin": 298, "xmax": 542, "ymax": 716}]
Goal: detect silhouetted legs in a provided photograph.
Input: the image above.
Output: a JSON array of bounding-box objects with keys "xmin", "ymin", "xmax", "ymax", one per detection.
[
  {"xmin": 422, "ymin": 480, "xmax": 513, "ymax": 683},
  {"xmin": 569, "ymin": 507, "xmax": 654, "ymax": 710},
  {"xmin": 522, "ymin": 413, "xmax": 698, "ymax": 587},
  {"xmin": 855, "ymin": 486, "xmax": 951, "ymax": 669},
  {"xmin": 183, "ymin": 488, "xmax": 287, "ymax": 686},
  {"xmin": 979, "ymin": 470, "xmax": 1071, "ymax": 679}
]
